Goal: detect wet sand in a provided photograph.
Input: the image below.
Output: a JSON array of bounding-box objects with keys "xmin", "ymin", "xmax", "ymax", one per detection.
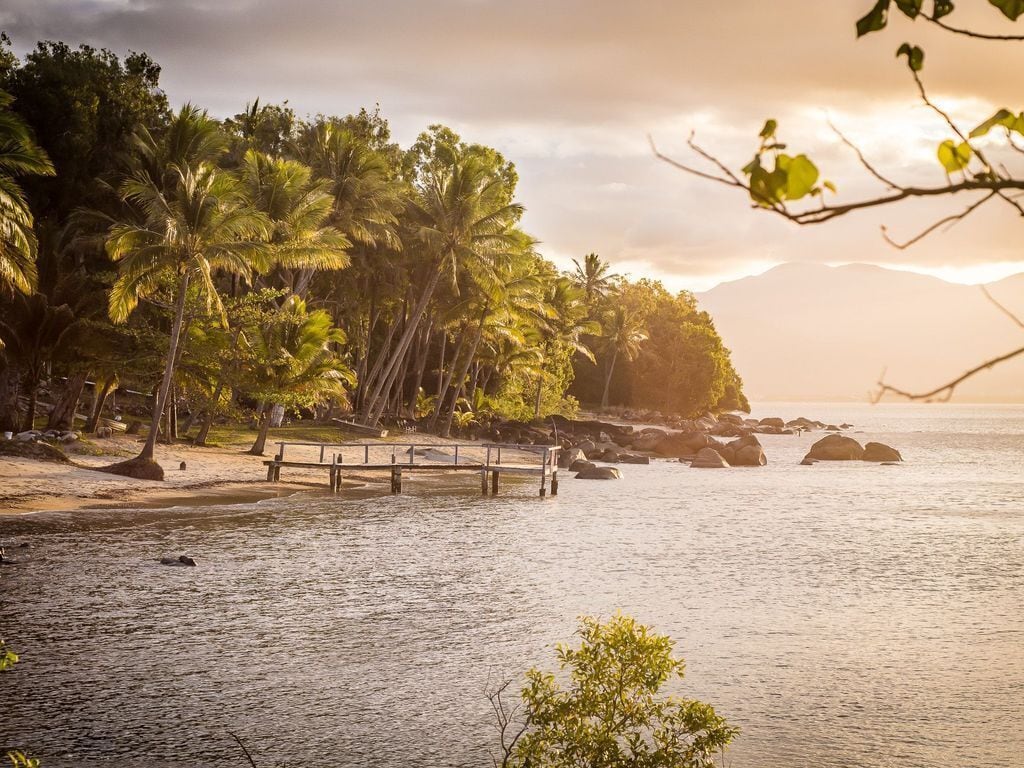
[{"xmin": 0, "ymin": 430, "xmax": 485, "ymax": 514}]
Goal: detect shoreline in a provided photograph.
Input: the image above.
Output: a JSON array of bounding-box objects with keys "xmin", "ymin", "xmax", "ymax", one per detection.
[{"xmin": 0, "ymin": 429, "xmax": 486, "ymax": 516}]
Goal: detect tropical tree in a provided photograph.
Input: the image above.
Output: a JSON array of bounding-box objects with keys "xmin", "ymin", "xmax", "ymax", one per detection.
[
  {"xmin": 295, "ymin": 119, "xmax": 403, "ymax": 250},
  {"xmin": 0, "ymin": 292, "xmax": 76, "ymax": 431},
  {"xmin": 103, "ymin": 105, "xmax": 269, "ymax": 478},
  {"xmin": 570, "ymin": 252, "xmax": 617, "ymax": 311},
  {"xmin": 490, "ymin": 614, "xmax": 737, "ymax": 768},
  {"xmin": 245, "ymin": 295, "xmax": 352, "ymax": 455},
  {"xmin": 238, "ymin": 148, "xmax": 351, "ymax": 293},
  {"xmin": 533, "ymin": 275, "xmax": 598, "ymax": 418},
  {"xmin": 361, "ymin": 146, "xmax": 523, "ymax": 425},
  {"xmin": 599, "ymin": 304, "xmax": 648, "ymax": 410},
  {"xmin": 0, "ymin": 89, "xmax": 53, "ymax": 295}
]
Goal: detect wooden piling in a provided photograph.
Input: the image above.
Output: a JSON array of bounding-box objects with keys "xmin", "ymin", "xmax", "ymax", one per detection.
[{"xmin": 491, "ymin": 470, "xmax": 499, "ymax": 495}]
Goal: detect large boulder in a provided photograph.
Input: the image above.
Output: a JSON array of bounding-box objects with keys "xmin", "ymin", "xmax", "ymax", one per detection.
[
  {"xmin": 569, "ymin": 459, "xmax": 596, "ymax": 473},
  {"xmin": 653, "ymin": 431, "xmax": 710, "ymax": 458},
  {"xmin": 575, "ymin": 466, "xmax": 622, "ymax": 480},
  {"xmin": 709, "ymin": 422, "xmax": 748, "ymax": 438},
  {"xmin": 709, "ymin": 434, "xmax": 766, "ymax": 466},
  {"xmin": 690, "ymin": 447, "xmax": 730, "ymax": 468},
  {"xmin": 629, "ymin": 429, "xmax": 667, "ymax": 452},
  {"xmin": 599, "ymin": 448, "xmax": 620, "ymax": 463},
  {"xmin": 694, "ymin": 414, "xmax": 718, "ymax": 431},
  {"xmin": 803, "ymin": 434, "xmax": 864, "ymax": 461},
  {"xmin": 718, "ymin": 412, "xmax": 745, "ymax": 426},
  {"xmin": 731, "ymin": 435, "xmax": 767, "ymax": 466},
  {"xmin": 862, "ymin": 442, "xmax": 903, "ymax": 462},
  {"xmin": 618, "ymin": 453, "xmax": 650, "ymax": 465},
  {"xmin": 758, "ymin": 417, "xmax": 785, "ymax": 429},
  {"xmin": 558, "ymin": 447, "xmax": 586, "ymax": 468}
]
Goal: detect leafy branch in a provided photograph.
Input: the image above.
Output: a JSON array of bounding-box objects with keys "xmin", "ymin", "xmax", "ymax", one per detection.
[{"xmin": 653, "ymin": 4, "xmax": 1024, "ymax": 403}]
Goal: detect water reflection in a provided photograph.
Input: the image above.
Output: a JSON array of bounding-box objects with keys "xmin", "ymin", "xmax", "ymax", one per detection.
[{"xmin": 2, "ymin": 404, "xmax": 1023, "ymax": 767}]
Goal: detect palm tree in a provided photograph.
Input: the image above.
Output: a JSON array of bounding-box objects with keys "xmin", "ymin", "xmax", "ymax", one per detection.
[
  {"xmin": 362, "ymin": 153, "xmax": 523, "ymax": 425},
  {"xmin": 434, "ymin": 231, "xmax": 546, "ymax": 436},
  {"xmin": 103, "ymin": 106, "xmax": 269, "ymax": 478},
  {"xmin": 247, "ymin": 295, "xmax": 351, "ymax": 455},
  {"xmin": 533, "ymin": 276, "xmax": 599, "ymax": 417},
  {"xmin": 238, "ymin": 149, "xmax": 351, "ymax": 293},
  {"xmin": 0, "ymin": 292, "xmax": 75, "ymax": 432},
  {"xmin": 570, "ymin": 252, "xmax": 617, "ymax": 309},
  {"xmin": 294, "ymin": 122, "xmax": 403, "ymax": 249},
  {"xmin": 599, "ymin": 305, "xmax": 648, "ymax": 410},
  {"xmin": 0, "ymin": 89, "xmax": 54, "ymax": 296}
]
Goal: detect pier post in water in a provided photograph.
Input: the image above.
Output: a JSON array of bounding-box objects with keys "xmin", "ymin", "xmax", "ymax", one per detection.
[
  {"xmin": 491, "ymin": 470, "xmax": 500, "ymax": 495},
  {"xmin": 481, "ymin": 469, "xmax": 489, "ymax": 496}
]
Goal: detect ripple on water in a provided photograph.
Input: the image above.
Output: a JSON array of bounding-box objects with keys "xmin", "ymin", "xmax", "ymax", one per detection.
[{"xmin": 2, "ymin": 404, "xmax": 1023, "ymax": 767}]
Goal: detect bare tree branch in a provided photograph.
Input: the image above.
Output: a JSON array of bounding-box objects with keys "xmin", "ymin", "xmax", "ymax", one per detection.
[
  {"xmin": 925, "ymin": 14, "xmax": 1024, "ymax": 40},
  {"xmin": 228, "ymin": 732, "xmax": 258, "ymax": 768},
  {"xmin": 648, "ymin": 135, "xmax": 741, "ymax": 188},
  {"xmin": 881, "ymin": 191, "xmax": 996, "ymax": 249},
  {"xmin": 828, "ymin": 120, "xmax": 901, "ymax": 190},
  {"xmin": 909, "ymin": 69, "xmax": 997, "ymax": 176},
  {"xmin": 995, "ymin": 189, "xmax": 1024, "ymax": 217},
  {"xmin": 875, "ymin": 344, "xmax": 1024, "ymax": 402},
  {"xmin": 981, "ymin": 285, "xmax": 1024, "ymax": 329}
]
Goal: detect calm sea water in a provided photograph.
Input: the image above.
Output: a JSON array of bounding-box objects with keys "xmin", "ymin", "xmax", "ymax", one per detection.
[{"xmin": 2, "ymin": 403, "xmax": 1022, "ymax": 768}]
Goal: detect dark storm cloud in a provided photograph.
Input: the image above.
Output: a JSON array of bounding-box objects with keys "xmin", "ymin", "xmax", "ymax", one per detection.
[{"xmin": 5, "ymin": 0, "xmax": 1024, "ymax": 286}]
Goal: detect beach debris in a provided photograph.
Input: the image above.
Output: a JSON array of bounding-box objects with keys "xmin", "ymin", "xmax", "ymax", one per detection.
[{"xmin": 159, "ymin": 555, "xmax": 197, "ymax": 567}]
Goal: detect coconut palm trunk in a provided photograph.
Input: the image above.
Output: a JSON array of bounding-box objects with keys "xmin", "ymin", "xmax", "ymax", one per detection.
[
  {"xmin": 440, "ymin": 305, "xmax": 488, "ymax": 438},
  {"xmin": 192, "ymin": 378, "xmax": 224, "ymax": 446},
  {"xmin": 250, "ymin": 402, "xmax": 273, "ymax": 456},
  {"xmin": 364, "ymin": 260, "xmax": 444, "ymax": 424},
  {"xmin": 600, "ymin": 347, "xmax": 619, "ymax": 411},
  {"xmin": 47, "ymin": 371, "xmax": 89, "ymax": 430},
  {"xmin": 139, "ymin": 271, "xmax": 190, "ymax": 461},
  {"xmin": 430, "ymin": 328, "xmax": 469, "ymax": 429}
]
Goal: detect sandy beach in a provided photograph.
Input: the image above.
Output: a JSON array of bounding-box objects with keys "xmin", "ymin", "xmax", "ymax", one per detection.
[{"xmin": 0, "ymin": 428, "xmax": 474, "ymax": 514}]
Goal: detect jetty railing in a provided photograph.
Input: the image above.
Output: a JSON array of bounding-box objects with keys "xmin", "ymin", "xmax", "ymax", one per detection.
[{"xmin": 264, "ymin": 441, "xmax": 561, "ymax": 497}]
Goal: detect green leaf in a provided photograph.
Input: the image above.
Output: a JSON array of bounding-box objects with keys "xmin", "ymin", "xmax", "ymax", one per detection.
[
  {"xmin": 989, "ymin": 0, "xmax": 1024, "ymax": 20},
  {"xmin": 759, "ymin": 119, "xmax": 778, "ymax": 140},
  {"xmin": 748, "ymin": 164, "xmax": 781, "ymax": 207},
  {"xmin": 857, "ymin": 0, "xmax": 892, "ymax": 36},
  {"xmin": 933, "ymin": 0, "xmax": 955, "ymax": 18},
  {"xmin": 782, "ymin": 154, "xmax": 820, "ymax": 200},
  {"xmin": 970, "ymin": 109, "xmax": 1015, "ymax": 137},
  {"xmin": 895, "ymin": 0, "xmax": 923, "ymax": 17},
  {"xmin": 937, "ymin": 139, "xmax": 972, "ymax": 172},
  {"xmin": 896, "ymin": 42, "xmax": 925, "ymax": 71}
]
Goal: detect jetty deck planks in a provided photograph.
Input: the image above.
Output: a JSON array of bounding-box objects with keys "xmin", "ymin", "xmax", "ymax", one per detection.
[{"xmin": 263, "ymin": 441, "xmax": 560, "ymax": 497}]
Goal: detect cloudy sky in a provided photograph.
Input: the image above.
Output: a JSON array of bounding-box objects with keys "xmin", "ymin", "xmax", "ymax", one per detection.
[{"xmin": 4, "ymin": 0, "xmax": 1024, "ymax": 290}]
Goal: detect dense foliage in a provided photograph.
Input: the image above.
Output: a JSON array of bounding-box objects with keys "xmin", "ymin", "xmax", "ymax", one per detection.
[
  {"xmin": 0, "ymin": 38, "xmax": 746, "ymax": 471},
  {"xmin": 491, "ymin": 615, "xmax": 737, "ymax": 768}
]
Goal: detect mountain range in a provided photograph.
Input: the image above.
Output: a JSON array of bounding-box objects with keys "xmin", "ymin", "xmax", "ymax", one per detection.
[{"xmin": 699, "ymin": 263, "xmax": 1024, "ymax": 403}]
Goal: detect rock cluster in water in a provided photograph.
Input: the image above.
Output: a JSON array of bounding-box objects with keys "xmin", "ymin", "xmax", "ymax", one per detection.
[
  {"xmin": 802, "ymin": 435, "xmax": 903, "ymax": 464},
  {"xmin": 473, "ymin": 411, "xmax": 901, "ymax": 476}
]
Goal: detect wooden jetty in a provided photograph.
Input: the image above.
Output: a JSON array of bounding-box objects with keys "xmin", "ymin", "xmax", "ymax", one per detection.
[{"xmin": 264, "ymin": 441, "xmax": 561, "ymax": 497}]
